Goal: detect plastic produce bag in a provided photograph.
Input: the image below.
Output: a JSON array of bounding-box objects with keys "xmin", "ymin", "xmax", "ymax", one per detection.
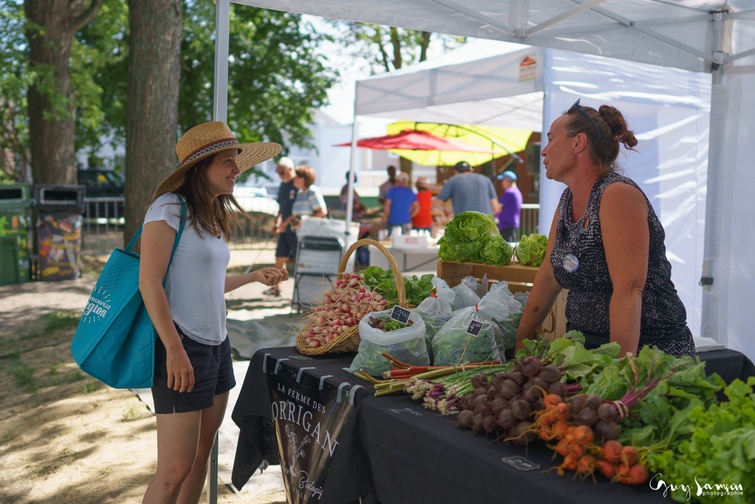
[
  {"xmin": 488, "ymin": 282, "xmax": 529, "ymax": 352},
  {"xmin": 431, "ymin": 276, "xmax": 455, "ymax": 308},
  {"xmin": 414, "ymin": 293, "xmax": 454, "ymax": 362},
  {"xmin": 432, "ymin": 307, "xmax": 500, "ymax": 366},
  {"xmin": 348, "ymin": 309, "xmax": 428, "ymax": 377},
  {"xmin": 452, "ymin": 276, "xmax": 481, "ymax": 310}
]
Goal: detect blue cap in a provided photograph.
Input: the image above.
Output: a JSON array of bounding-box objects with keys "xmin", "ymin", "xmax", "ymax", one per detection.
[{"xmin": 497, "ymin": 170, "xmax": 517, "ymax": 181}]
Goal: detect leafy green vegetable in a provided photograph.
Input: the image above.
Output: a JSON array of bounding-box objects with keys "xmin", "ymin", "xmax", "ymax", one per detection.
[
  {"xmin": 361, "ymin": 266, "xmax": 435, "ymax": 306},
  {"xmin": 438, "ymin": 211, "xmax": 513, "ymax": 265},
  {"xmin": 644, "ymin": 377, "xmax": 755, "ymax": 504},
  {"xmin": 516, "ymin": 233, "xmax": 548, "ymax": 266}
]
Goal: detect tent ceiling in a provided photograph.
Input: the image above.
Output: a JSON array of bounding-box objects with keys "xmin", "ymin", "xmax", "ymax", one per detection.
[{"xmin": 235, "ymin": 1, "xmax": 755, "ymax": 74}]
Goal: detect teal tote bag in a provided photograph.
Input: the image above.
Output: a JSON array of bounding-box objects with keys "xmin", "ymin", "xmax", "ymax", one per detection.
[{"xmin": 71, "ymin": 199, "xmax": 186, "ymax": 389}]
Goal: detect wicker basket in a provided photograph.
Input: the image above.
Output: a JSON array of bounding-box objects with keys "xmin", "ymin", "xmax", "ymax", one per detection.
[{"xmin": 296, "ymin": 238, "xmax": 408, "ymax": 356}]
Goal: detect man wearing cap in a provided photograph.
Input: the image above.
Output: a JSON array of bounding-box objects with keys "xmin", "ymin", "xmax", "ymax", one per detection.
[
  {"xmin": 437, "ymin": 161, "xmax": 501, "ymax": 217},
  {"xmin": 267, "ymin": 156, "xmax": 297, "ymax": 296},
  {"xmin": 495, "ymin": 170, "xmax": 523, "ymax": 242}
]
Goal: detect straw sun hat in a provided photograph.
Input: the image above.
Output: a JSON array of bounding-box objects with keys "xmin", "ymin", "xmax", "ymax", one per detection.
[{"xmin": 153, "ymin": 121, "xmax": 282, "ymax": 198}]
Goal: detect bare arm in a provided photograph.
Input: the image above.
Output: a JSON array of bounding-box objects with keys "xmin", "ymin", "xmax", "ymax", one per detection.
[
  {"xmin": 514, "ymin": 209, "xmax": 562, "ymax": 352},
  {"xmin": 491, "ymin": 198, "xmax": 502, "ymax": 214},
  {"xmin": 139, "ymin": 220, "xmax": 194, "ymax": 393},
  {"xmin": 225, "ymin": 267, "xmax": 289, "ymax": 293},
  {"xmin": 601, "ymin": 183, "xmax": 649, "ymax": 357},
  {"xmin": 410, "ymin": 201, "xmax": 420, "ymax": 218}
]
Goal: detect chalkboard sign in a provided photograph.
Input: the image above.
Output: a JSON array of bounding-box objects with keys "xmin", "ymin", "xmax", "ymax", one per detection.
[
  {"xmin": 390, "ymin": 305, "xmax": 411, "ymax": 325},
  {"xmin": 466, "ymin": 320, "xmax": 483, "ymax": 337}
]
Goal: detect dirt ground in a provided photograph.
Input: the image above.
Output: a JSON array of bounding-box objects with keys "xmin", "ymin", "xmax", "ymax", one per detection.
[{"xmin": 0, "ymin": 254, "xmax": 288, "ymax": 504}]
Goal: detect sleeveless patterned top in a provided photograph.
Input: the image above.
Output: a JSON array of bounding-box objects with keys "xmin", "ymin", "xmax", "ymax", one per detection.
[{"xmin": 551, "ymin": 172, "xmax": 687, "ymax": 338}]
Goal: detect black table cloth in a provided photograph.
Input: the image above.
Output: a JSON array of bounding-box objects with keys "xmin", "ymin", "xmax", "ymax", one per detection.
[{"xmin": 231, "ymin": 346, "xmax": 754, "ymax": 503}]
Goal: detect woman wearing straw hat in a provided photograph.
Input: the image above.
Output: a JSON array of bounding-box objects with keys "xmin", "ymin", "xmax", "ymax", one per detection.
[{"xmin": 139, "ymin": 121, "xmax": 288, "ymax": 503}]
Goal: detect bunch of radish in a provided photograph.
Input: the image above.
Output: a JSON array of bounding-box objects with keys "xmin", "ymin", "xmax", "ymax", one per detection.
[{"xmin": 301, "ymin": 273, "xmax": 387, "ymax": 348}]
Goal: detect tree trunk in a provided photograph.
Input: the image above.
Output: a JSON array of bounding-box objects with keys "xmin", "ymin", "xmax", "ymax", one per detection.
[
  {"xmin": 125, "ymin": 0, "xmax": 182, "ymax": 244},
  {"xmin": 24, "ymin": 0, "xmax": 103, "ymax": 185}
]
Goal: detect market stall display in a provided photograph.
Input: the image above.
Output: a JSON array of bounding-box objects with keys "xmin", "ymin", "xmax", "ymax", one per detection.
[
  {"xmin": 295, "ymin": 238, "xmax": 409, "ymax": 355},
  {"xmin": 232, "ymin": 347, "xmax": 755, "ymax": 503},
  {"xmin": 369, "ymin": 331, "xmax": 754, "ymax": 502},
  {"xmin": 438, "ymin": 259, "xmax": 568, "ymax": 340}
]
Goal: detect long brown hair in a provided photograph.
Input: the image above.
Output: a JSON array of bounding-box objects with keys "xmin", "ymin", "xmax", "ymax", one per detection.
[{"xmin": 172, "ymin": 154, "xmax": 251, "ymax": 240}]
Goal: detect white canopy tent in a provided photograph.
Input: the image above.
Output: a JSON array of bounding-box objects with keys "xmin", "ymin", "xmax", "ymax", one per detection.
[
  {"xmin": 215, "ymin": 0, "xmax": 755, "ymax": 362},
  {"xmin": 351, "ymin": 39, "xmax": 711, "ymax": 343}
]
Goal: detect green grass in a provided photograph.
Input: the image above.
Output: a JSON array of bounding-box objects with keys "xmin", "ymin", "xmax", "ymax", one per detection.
[
  {"xmin": 11, "ymin": 362, "xmax": 36, "ymax": 392},
  {"xmin": 42, "ymin": 311, "xmax": 81, "ymax": 332}
]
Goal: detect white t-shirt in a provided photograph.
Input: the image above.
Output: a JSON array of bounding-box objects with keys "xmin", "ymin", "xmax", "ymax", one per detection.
[{"xmin": 144, "ymin": 193, "xmax": 230, "ymax": 345}]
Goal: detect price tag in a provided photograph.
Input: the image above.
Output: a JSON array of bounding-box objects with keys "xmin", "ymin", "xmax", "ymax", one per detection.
[
  {"xmin": 501, "ymin": 456, "xmax": 540, "ymax": 471},
  {"xmin": 466, "ymin": 320, "xmax": 483, "ymax": 337},
  {"xmin": 390, "ymin": 305, "xmax": 411, "ymax": 325}
]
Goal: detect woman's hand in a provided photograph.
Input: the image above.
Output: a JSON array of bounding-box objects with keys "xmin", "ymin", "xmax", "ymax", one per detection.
[
  {"xmin": 252, "ymin": 267, "xmax": 289, "ymax": 286},
  {"xmin": 165, "ymin": 345, "xmax": 195, "ymax": 393}
]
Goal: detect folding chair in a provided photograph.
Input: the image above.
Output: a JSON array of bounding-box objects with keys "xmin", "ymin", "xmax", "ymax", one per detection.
[{"xmin": 291, "ymin": 235, "xmax": 344, "ymax": 313}]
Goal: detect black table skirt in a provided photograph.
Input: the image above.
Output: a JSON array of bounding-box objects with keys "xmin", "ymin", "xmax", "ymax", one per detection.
[{"xmin": 231, "ymin": 346, "xmax": 754, "ymax": 503}]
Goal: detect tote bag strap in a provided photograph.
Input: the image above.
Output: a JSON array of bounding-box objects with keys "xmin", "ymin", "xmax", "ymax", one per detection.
[{"xmin": 123, "ymin": 194, "xmax": 187, "ymax": 282}]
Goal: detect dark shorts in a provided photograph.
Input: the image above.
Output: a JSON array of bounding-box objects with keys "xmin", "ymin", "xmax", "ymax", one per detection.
[
  {"xmin": 275, "ymin": 230, "xmax": 298, "ymax": 259},
  {"xmin": 152, "ymin": 326, "xmax": 236, "ymax": 414}
]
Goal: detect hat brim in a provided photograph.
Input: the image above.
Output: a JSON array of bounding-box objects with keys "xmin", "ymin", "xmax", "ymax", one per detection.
[{"xmin": 153, "ymin": 141, "xmax": 282, "ymax": 198}]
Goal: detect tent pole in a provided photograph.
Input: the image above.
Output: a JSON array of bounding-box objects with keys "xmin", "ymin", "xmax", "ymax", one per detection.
[
  {"xmin": 345, "ymin": 96, "xmax": 359, "ymax": 237},
  {"xmin": 700, "ymin": 10, "xmax": 729, "ymax": 342},
  {"xmin": 213, "ymin": 0, "xmax": 230, "ymax": 123}
]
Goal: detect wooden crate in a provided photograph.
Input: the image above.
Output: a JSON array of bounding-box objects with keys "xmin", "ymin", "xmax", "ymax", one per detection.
[{"xmin": 437, "ymin": 260, "xmax": 567, "ymax": 339}]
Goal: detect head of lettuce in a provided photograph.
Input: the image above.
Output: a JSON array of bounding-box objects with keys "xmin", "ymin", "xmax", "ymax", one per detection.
[{"xmin": 438, "ymin": 211, "xmax": 513, "ymax": 265}]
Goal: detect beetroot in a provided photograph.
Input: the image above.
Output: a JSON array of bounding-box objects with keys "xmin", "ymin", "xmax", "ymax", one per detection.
[
  {"xmin": 511, "ymin": 399, "xmax": 532, "ymax": 420},
  {"xmin": 455, "ymin": 409, "xmax": 474, "ymax": 429},
  {"xmin": 540, "ymin": 364, "xmax": 561, "ymax": 383},
  {"xmin": 598, "ymin": 402, "xmax": 618, "ymax": 423},
  {"xmin": 595, "ymin": 420, "xmax": 621, "ymax": 442}
]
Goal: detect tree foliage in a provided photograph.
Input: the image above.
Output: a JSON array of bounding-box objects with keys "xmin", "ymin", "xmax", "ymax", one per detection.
[
  {"xmin": 2, "ymin": 1, "xmax": 338, "ymax": 185},
  {"xmin": 0, "ymin": 1, "xmax": 32, "ymax": 182},
  {"xmin": 179, "ymin": 3, "xmax": 338, "ymax": 153},
  {"xmin": 325, "ymin": 20, "xmax": 463, "ymax": 73}
]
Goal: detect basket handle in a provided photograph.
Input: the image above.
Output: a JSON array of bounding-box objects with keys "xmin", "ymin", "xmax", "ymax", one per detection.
[{"xmin": 338, "ymin": 238, "xmax": 408, "ymax": 307}]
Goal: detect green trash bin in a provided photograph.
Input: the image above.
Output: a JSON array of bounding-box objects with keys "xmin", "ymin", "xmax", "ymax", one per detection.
[{"xmin": 0, "ymin": 183, "xmax": 32, "ymax": 285}]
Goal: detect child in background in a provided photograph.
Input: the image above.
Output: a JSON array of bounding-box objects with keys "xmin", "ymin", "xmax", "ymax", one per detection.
[{"xmin": 412, "ymin": 176, "xmax": 434, "ymax": 235}]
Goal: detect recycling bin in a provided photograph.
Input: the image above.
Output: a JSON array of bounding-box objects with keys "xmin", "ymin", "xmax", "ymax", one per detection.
[
  {"xmin": 0, "ymin": 184, "xmax": 32, "ymax": 285},
  {"xmin": 34, "ymin": 184, "xmax": 86, "ymax": 281}
]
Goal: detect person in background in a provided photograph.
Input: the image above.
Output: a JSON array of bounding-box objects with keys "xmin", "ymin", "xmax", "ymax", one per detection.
[
  {"xmin": 139, "ymin": 121, "xmax": 288, "ymax": 503},
  {"xmin": 412, "ymin": 176, "xmax": 434, "ymax": 235},
  {"xmin": 282, "ymin": 164, "xmax": 328, "ymax": 231},
  {"xmin": 384, "ymin": 172, "xmax": 418, "ymax": 236},
  {"xmin": 514, "ymin": 99, "xmax": 694, "ymax": 359},
  {"xmin": 267, "ymin": 156, "xmax": 297, "ymax": 297},
  {"xmin": 495, "ymin": 170, "xmax": 523, "ymax": 242},
  {"xmin": 377, "ymin": 164, "xmax": 397, "ymax": 205},
  {"xmin": 339, "ymin": 171, "xmax": 366, "ymax": 220},
  {"xmin": 437, "ymin": 161, "xmax": 501, "ymax": 217}
]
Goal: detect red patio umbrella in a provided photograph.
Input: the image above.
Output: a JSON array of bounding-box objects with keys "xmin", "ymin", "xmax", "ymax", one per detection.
[{"xmin": 334, "ymin": 129, "xmax": 498, "ymax": 154}]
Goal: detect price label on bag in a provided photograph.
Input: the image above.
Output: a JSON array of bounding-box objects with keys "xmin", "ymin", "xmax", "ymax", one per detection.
[
  {"xmin": 390, "ymin": 305, "xmax": 411, "ymax": 325},
  {"xmin": 466, "ymin": 320, "xmax": 483, "ymax": 337}
]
